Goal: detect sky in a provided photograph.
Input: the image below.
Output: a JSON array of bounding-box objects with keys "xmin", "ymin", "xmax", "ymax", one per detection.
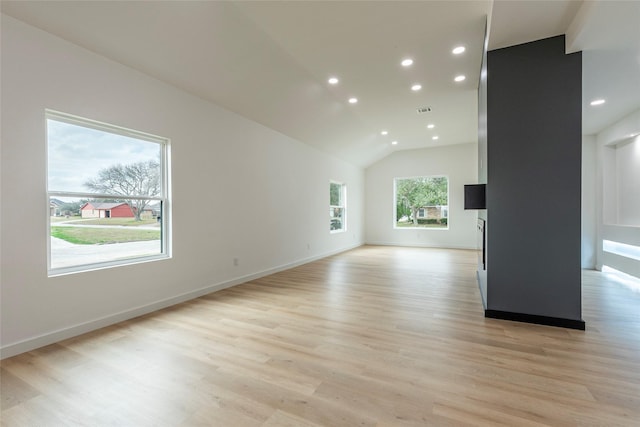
[{"xmin": 47, "ymin": 118, "xmax": 161, "ymax": 194}]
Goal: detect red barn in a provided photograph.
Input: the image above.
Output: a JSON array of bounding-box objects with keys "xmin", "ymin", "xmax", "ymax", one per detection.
[{"xmin": 80, "ymin": 202, "xmax": 134, "ymax": 219}]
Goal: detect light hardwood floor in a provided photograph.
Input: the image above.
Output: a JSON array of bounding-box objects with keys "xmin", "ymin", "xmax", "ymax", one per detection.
[{"xmin": 2, "ymin": 246, "xmax": 639, "ymax": 426}]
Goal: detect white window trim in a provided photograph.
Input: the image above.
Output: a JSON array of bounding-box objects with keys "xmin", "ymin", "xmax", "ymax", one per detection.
[{"xmin": 46, "ymin": 110, "xmax": 172, "ymax": 276}]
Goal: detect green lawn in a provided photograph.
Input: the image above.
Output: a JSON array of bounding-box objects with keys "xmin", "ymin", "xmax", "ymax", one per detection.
[
  {"xmin": 65, "ymin": 218, "xmax": 158, "ymax": 226},
  {"xmin": 51, "ymin": 226, "xmax": 160, "ymax": 245},
  {"xmin": 395, "ymin": 222, "xmax": 447, "ymax": 228}
]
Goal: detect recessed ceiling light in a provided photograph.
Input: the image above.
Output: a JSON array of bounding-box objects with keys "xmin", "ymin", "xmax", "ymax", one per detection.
[
  {"xmin": 452, "ymin": 46, "xmax": 466, "ymax": 55},
  {"xmin": 454, "ymin": 75, "xmax": 466, "ymax": 82},
  {"xmin": 381, "ymin": 130, "xmax": 388, "ymax": 136},
  {"xmin": 411, "ymin": 84, "xmax": 422, "ymax": 91},
  {"xmin": 427, "ymin": 124, "xmax": 435, "ymax": 129},
  {"xmin": 391, "ymin": 140, "xmax": 398, "ymax": 145},
  {"xmin": 432, "ymin": 136, "xmax": 439, "ymax": 140},
  {"xmin": 590, "ymin": 99, "xmax": 606, "ymax": 106},
  {"xmin": 348, "ymin": 97, "xmax": 358, "ymax": 104},
  {"xmin": 401, "ymin": 58, "xmax": 413, "ymax": 67},
  {"xmin": 328, "ymin": 77, "xmax": 339, "ymax": 85}
]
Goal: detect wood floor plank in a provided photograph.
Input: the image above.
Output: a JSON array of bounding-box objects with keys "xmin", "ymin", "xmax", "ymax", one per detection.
[
  {"xmin": 0, "ymin": 368, "xmax": 40, "ymax": 412},
  {"xmin": 2, "ymin": 246, "xmax": 640, "ymax": 426}
]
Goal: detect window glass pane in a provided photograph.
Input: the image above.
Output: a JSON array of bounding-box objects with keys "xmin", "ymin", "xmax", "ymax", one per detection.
[
  {"xmin": 49, "ymin": 197, "xmax": 162, "ymax": 270},
  {"xmin": 330, "ymin": 207, "xmax": 344, "ymax": 231},
  {"xmin": 329, "ymin": 182, "xmax": 342, "ymax": 206},
  {"xmin": 47, "ymin": 118, "xmax": 161, "ymax": 194},
  {"xmin": 395, "ymin": 176, "xmax": 449, "ymax": 229}
]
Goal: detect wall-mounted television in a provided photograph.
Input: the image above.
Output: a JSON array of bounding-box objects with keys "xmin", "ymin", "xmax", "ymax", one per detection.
[{"xmin": 464, "ymin": 184, "xmax": 486, "ymax": 210}]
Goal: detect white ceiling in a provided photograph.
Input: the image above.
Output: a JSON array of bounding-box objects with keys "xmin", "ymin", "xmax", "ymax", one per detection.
[
  {"xmin": 490, "ymin": 0, "xmax": 640, "ymax": 137},
  {"xmin": 2, "ymin": 1, "xmax": 639, "ymax": 167}
]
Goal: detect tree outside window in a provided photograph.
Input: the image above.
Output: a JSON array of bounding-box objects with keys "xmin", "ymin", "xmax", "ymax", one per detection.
[{"xmin": 84, "ymin": 160, "xmax": 160, "ymax": 222}]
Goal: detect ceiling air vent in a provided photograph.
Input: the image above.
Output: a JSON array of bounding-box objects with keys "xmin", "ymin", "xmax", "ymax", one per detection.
[{"xmin": 417, "ymin": 106, "xmax": 432, "ymax": 114}]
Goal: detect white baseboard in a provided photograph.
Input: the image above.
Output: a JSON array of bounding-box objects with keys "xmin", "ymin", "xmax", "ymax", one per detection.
[
  {"xmin": 1, "ymin": 243, "xmax": 362, "ymax": 359},
  {"xmin": 365, "ymin": 241, "xmax": 476, "ymax": 250}
]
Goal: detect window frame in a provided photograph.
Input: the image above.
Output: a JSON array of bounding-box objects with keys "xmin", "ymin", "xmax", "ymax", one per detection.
[
  {"xmin": 329, "ymin": 181, "xmax": 347, "ymax": 233},
  {"xmin": 393, "ymin": 175, "xmax": 449, "ymax": 230},
  {"xmin": 46, "ymin": 110, "xmax": 171, "ymax": 276}
]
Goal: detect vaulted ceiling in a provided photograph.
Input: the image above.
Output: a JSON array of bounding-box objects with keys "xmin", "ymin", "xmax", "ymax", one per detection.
[{"xmin": 2, "ymin": 1, "xmax": 639, "ymax": 167}]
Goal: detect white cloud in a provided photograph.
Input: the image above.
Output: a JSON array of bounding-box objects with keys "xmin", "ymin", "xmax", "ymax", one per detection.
[{"xmin": 47, "ymin": 119, "xmax": 160, "ymax": 193}]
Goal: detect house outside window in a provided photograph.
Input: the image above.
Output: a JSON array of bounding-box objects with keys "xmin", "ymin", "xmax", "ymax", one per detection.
[
  {"xmin": 46, "ymin": 110, "xmax": 171, "ymax": 275},
  {"xmin": 330, "ymin": 181, "xmax": 346, "ymax": 232},
  {"xmin": 394, "ymin": 176, "xmax": 449, "ymax": 229}
]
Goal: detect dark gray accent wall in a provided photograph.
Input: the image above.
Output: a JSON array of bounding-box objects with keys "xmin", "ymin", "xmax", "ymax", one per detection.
[{"xmin": 486, "ymin": 35, "xmax": 583, "ymax": 322}]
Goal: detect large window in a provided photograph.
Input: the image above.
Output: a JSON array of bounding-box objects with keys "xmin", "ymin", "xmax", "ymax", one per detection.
[
  {"xmin": 47, "ymin": 111, "xmax": 170, "ymax": 275},
  {"xmin": 330, "ymin": 181, "xmax": 346, "ymax": 232},
  {"xmin": 394, "ymin": 176, "xmax": 448, "ymax": 229}
]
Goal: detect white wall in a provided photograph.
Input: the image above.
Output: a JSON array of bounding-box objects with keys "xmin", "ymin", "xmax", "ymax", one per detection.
[
  {"xmin": 0, "ymin": 15, "xmax": 364, "ymax": 357},
  {"xmin": 365, "ymin": 144, "xmax": 478, "ymax": 249},
  {"xmin": 594, "ymin": 109, "xmax": 640, "ymax": 275},
  {"xmin": 582, "ymin": 135, "xmax": 597, "ymax": 268},
  {"xmin": 616, "ymin": 136, "xmax": 640, "ymax": 225}
]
